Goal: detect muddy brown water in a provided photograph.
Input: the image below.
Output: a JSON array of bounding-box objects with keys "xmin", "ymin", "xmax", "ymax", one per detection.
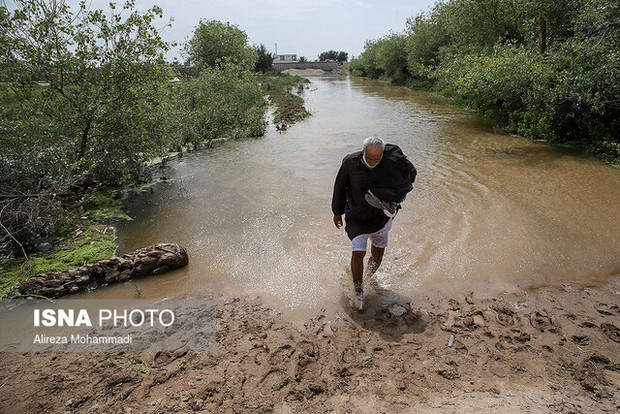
[{"xmin": 80, "ymin": 74, "xmax": 620, "ymax": 322}]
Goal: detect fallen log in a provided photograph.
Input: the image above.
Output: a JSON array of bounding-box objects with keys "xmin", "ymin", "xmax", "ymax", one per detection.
[{"xmin": 19, "ymin": 243, "xmax": 189, "ymax": 298}]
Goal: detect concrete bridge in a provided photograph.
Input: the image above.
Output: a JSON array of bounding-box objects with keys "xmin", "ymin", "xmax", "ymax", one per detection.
[{"xmin": 272, "ymin": 61, "xmax": 343, "ymax": 72}]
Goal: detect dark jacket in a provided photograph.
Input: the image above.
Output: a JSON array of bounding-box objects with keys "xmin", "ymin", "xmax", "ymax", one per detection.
[
  {"xmin": 332, "ymin": 144, "xmax": 416, "ymax": 240},
  {"xmin": 367, "ymin": 145, "xmax": 417, "ymax": 202}
]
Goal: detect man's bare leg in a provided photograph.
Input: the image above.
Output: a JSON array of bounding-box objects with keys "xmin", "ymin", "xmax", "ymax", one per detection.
[
  {"xmin": 367, "ymin": 245, "xmax": 385, "ymax": 278},
  {"xmin": 351, "ymin": 246, "xmax": 385, "ymax": 310},
  {"xmin": 351, "ymin": 251, "xmax": 366, "ymax": 294},
  {"xmin": 351, "ymin": 251, "xmax": 366, "ymax": 311}
]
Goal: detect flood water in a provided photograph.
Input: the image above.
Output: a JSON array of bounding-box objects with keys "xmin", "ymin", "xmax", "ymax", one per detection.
[{"xmin": 84, "ymin": 74, "xmax": 620, "ymax": 321}]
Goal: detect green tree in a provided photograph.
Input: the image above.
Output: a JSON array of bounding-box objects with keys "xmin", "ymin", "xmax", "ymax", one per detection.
[
  {"xmin": 349, "ymin": 40, "xmax": 383, "ymax": 78},
  {"xmin": 405, "ymin": 11, "xmax": 451, "ymax": 77},
  {"xmin": 350, "ymin": 0, "xmax": 620, "ymax": 163},
  {"xmin": 2, "ymin": 0, "xmax": 170, "ymax": 172},
  {"xmin": 1, "ymin": 0, "xmax": 171, "ymax": 249},
  {"xmin": 254, "ymin": 43, "xmax": 273, "ymax": 74},
  {"xmin": 349, "ymin": 34, "xmax": 408, "ymax": 83},
  {"xmin": 168, "ymin": 62, "xmax": 267, "ymax": 148},
  {"xmin": 573, "ymin": 0, "xmax": 620, "ymax": 45},
  {"xmin": 318, "ymin": 50, "xmax": 348, "ymax": 62},
  {"xmin": 438, "ymin": 0, "xmax": 520, "ymax": 49},
  {"xmin": 184, "ymin": 20, "xmax": 257, "ymax": 71},
  {"xmin": 375, "ymin": 33, "xmax": 409, "ymax": 83}
]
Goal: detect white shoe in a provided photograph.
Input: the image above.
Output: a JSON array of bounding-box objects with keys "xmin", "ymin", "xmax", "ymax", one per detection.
[
  {"xmin": 365, "ymin": 190, "xmax": 399, "ymax": 217},
  {"xmin": 382, "ymin": 201, "xmax": 398, "ymax": 218},
  {"xmin": 351, "ymin": 291, "xmax": 365, "ymax": 311}
]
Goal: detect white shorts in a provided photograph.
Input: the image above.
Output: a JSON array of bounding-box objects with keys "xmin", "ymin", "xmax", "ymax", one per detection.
[{"xmin": 351, "ymin": 218, "xmax": 393, "ymax": 252}]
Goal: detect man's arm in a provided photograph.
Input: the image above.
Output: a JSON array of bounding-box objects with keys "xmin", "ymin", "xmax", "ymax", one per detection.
[
  {"xmin": 333, "ymin": 214, "xmax": 343, "ymax": 229},
  {"xmin": 331, "ymin": 159, "xmax": 349, "ymax": 228}
]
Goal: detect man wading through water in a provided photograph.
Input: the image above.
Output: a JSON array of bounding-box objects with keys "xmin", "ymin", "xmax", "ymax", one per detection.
[{"xmin": 332, "ymin": 137, "xmax": 416, "ymax": 311}]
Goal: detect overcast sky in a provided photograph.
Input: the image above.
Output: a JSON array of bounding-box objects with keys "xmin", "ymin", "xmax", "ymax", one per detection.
[{"xmin": 60, "ymin": 0, "xmax": 438, "ymax": 61}]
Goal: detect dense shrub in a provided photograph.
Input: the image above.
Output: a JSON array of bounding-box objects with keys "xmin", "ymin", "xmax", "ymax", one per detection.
[
  {"xmin": 349, "ymin": 40, "xmax": 384, "ymax": 79},
  {"xmin": 405, "ymin": 12, "xmax": 450, "ymax": 78},
  {"xmin": 350, "ymin": 33, "xmax": 410, "ymax": 84},
  {"xmin": 167, "ymin": 63, "xmax": 267, "ymax": 149},
  {"xmin": 432, "ymin": 44, "xmax": 557, "ymax": 139},
  {"xmin": 0, "ymin": 1, "xmax": 272, "ymax": 265},
  {"xmin": 374, "ymin": 33, "xmax": 410, "ymax": 84},
  {"xmin": 350, "ymin": 0, "xmax": 620, "ymax": 162}
]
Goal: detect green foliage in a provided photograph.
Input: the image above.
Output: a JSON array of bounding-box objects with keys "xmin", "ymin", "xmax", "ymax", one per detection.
[
  {"xmin": 437, "ymin": 0, "xmax": 524, "ymax": 48},
  {"xmin": 0, "ymin": 4, "xmax": 276, "ymax": 272},
  {"xmin": 2, "ymin": 0, "xmax": 172, "ymax": 184},
  {"xmin": 1, "ymin": 223, "xmax": 116, "ymax": 298},
  {"xmin": 84, "ymin": 189, "xmax": 133, "ymax": 223},
  {"xmin": 349, "ymin": 34, "xmax": 410, "ymax": 84},
  {"xmin": 433, "ymin": 39, "xmax": 620, "ymax": 150},
  {"xmin": 254, "ymin": 43, "xmax": 274, "ymax": 74},
  {"xmin": 405, "ymin": 11, "xmax": 450, "ymax": 77},
  {"xmin": 167, "ymin": 62, "xmax": 267, "ymax": 149},
  {"xmin": 256, "ymin": 73, "xmax": 310, "ymax": 130},
  {"xmin": 574, "ymin": 0, "xmax": 620, "ymax": 45},
  {"xmin": 0, "ymin": 0, "xmax": 172, "ymax": 258},
  {"xmin": 350, "ymin": 0, "xmax": 620, "ymax": 163},
  {"xmin": 318, "ymin": 50, "xmax": 348, "ymax": 63},
  {"xmin": 432, "ymin": 45, "xmax": 556, "ymax": 136},
  {"xmin": 518, "ymin": 0, "xmax": 581, "ymax": 43},
  {"xmin": 349, "ymin": 39, "xmax": 383, "ymax": 79},
  {"xmin": 375, "ymin": 33, "xmax": 410, "ymax": 84},
  {"xmin": 184, "ymin": 20, "xmax": 257, "ymax": 72}
]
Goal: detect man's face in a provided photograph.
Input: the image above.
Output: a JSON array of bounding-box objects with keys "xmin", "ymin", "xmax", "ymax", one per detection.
[{"xmin": 363, "ymin": 145, "xmax": 383, "ymax": 169}]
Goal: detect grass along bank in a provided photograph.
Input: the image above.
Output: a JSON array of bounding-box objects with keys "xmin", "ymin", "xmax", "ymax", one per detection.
[
  {"xmin": 1, "ymin": 221, "xmax": 116, "ymax": 298},
  {"xmin": 0, "ymin": 185, "xmax": 136, "ymax": 298},
  {"xmin": 257, "ymin": 73, "xmax": 311, "ymax": 130}
]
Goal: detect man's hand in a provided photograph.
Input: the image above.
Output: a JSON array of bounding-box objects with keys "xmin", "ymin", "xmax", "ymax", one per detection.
[{"xmin": 333, "ymin": 215, "xmax": 343, "ymax": 229}]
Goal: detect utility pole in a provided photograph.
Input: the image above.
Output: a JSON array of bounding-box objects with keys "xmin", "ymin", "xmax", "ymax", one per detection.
[{"xmin": 275, "ymin": 43, "xmax": 278, "ymax": 55}]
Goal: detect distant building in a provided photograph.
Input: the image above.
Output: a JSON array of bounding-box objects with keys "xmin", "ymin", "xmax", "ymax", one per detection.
[{"xmin": 275, "ymin": 54, "xmax": 297, "ymax": 62}]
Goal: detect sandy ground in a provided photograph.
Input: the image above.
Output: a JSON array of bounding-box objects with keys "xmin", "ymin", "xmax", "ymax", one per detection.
[
  {"xmin": 282, "ymin": 68, "xmax": 327, "ymax": 76},
  {"xmin": 1, "ymin": 277, "xmax": 619, "ymax": 413}
]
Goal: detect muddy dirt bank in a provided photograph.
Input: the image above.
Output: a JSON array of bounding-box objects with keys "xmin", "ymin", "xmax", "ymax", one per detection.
[{"xmin": 1, "ymin": 279, "xmax": 619, "ymax": 413}]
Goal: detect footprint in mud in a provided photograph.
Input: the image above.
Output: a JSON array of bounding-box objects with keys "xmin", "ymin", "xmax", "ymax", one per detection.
[
  {"xmin": 575, "ymin": 354, "xmax": 616, "ymax": 397},
  {"xmin": 514, "ymin": 332, "xmax": 531, "ymax": 343},
  {"xmin": 259, "ymin": 369, "xmax": 290, "ymax": 392},
  {"xmin": 269, "ymin": 344, "xmax": 294, "ymax": 367},
  {"xmin": 600, "ymin": 323, "xmax": 620, "ymax": 343},
  {"xmin": 529, "ymin": 311, "xmax": 554, "ymax": 332},
  {"xmin": 571, "ymin": 335, "xmax": 591, "ymax": 346},
  {"xmin": 346, "ymin": 282, "xmax": 430, "ymax": 341},
  {"xmin": 595, "ymin": 303, "xmax": 619, "ymax": 316},
  {"xmin": 494, "ymin": 306, "xmax": 518, "ymax": 327},
  {"xmin": 294, "ymin": 340, "xmax": 318, "ymax": 381},
  {"xmin": 149, "ymin": 351, "xmax": 187, "ymax": 368}
]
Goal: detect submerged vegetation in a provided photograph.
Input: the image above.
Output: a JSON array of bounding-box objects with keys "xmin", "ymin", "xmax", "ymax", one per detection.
[
  {"xmin": 350, "ymin": 0, "xmax": 620, "ymax": 164},
  {"xmin": 0, "ymin": 0, "xmax": 308, "ymax": 293},
  {"xmin": 258, "ymin": 73, "xmax": 311, "ymax": 130}
]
